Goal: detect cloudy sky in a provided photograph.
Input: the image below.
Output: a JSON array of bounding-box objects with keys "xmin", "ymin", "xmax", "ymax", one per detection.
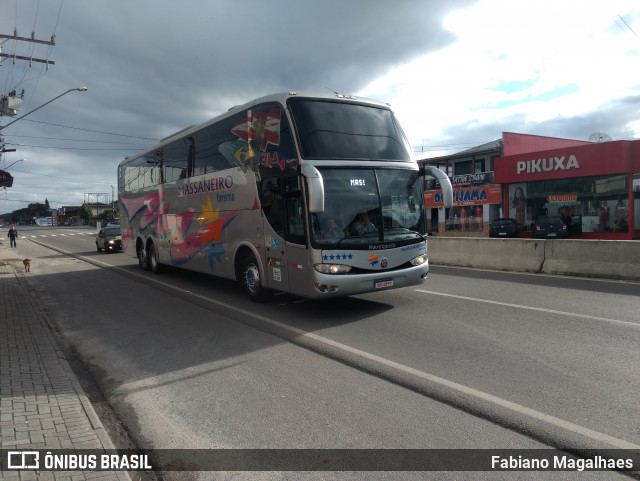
[{"xmin": 1, "ymin": 0, "xmax": 638, "ymax": 211}]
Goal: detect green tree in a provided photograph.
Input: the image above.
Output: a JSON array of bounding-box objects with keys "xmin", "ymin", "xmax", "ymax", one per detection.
[
  {"xmin": 79, "ymin": 202, "xmax": 93, "ymax": 225},
  {"xmin": 29, "ymin": 202, "xmax": 49, "ymax": 218}
]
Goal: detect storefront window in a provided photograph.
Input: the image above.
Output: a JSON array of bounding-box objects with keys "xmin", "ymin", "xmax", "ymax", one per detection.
[
  {"xmin": 454, "ymin": 159, "xmax": 486, "ymax": 175},
  {"xmin": 508, "ymin": 184, "xmax": 530, "ymax": 229},
  {"xmin": 509, "ymin": 174, "xmax": 629, "ymax": 234},
  {"xmin": 445, "ymin": 205, "xmax": 484, "ymax": 231}
]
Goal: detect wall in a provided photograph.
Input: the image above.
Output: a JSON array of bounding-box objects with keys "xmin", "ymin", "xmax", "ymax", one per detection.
[
  {"xmin": 501, "ymin": 132, "xmax": 592, "ymax": 156},
  {"xmin": 427, "ymin": 237, "xmax": 640, "ymax": 281}
]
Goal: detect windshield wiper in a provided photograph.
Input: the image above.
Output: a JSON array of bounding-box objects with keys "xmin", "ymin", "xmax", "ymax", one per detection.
[{"xmin": 384, "ymin": 227, "xmax": 427, "ymax": 241}]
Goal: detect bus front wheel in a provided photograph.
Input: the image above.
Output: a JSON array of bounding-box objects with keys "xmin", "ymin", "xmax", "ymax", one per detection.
[{"xmin": 241, "ymin": 253, "xmax": 269, "ymax": 302}]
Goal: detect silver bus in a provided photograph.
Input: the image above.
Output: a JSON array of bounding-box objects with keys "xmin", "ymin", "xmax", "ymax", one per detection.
[{"xmin": 118, "ymin": 92, "xmax": 452, "ymax": 301}]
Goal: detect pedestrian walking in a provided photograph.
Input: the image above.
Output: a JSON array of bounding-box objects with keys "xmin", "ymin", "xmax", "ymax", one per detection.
[{"xmin": 7, "ymin": 225, "xmax": 17, "ymax": 248}]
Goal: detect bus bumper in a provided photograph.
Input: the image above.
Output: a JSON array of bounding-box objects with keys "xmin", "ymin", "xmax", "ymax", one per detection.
[{"xmin": 306, "ymin": 261, "xmax": 429, "ymax": 299}]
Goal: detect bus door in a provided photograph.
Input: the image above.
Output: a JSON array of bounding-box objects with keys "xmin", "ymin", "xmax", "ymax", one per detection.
[
  {"xmin": 260, "ymin": 174, "xmax": 307, "ymax": 295},
  {"xmin": 261, "ymin": 176, "xmax": 290, "ymax": 292},
  {"xmin": 281, "ymin": 186, "xmax": 308, "ymax": 295}
]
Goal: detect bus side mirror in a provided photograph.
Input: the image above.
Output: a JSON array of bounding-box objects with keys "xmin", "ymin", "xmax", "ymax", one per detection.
[
  {"xmin": 300, "ymin": 164, "xmax": 324, "ymax": 213},
  {"xmin": 423, "ymin": 166, "xmax": 453, "ymax": 208}
]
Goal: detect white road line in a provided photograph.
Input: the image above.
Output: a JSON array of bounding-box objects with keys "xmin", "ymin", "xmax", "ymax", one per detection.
[
  {"xmin": 416, "ymin": 289, "xmax": 640, "ymax": 330},
  {"xmin": 433, "ymin": 264, "xmax": 640, "ymax": 286},
  {"xmin": 111, "ymin": 264, "xmax": 640, "ymax": 449},
  {"xmin": 27, "ymin": 232, "xmax": 90, "ymax": 239}
]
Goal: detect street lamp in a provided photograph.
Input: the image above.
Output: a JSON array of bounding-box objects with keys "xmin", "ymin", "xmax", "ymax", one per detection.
[
  {"xmin": 0, "ymin": 87, "xmax": 88, "ymax": 131},
  {"xmin": 4, "ymin": 158, "xmax": 25, "ymax": 170}
]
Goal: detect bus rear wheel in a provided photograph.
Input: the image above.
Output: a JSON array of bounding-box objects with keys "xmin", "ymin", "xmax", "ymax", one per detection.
[
  {"xmin": 149, "ymin": 243, "xmax": 164, "ymax": 274},
  {"xmin": 137, "ymin": 243, "xmax": 149, "ymax": 270},
  {"xmin": 241, "ymin": 253, "xmax": 269, "ymax": 302}
]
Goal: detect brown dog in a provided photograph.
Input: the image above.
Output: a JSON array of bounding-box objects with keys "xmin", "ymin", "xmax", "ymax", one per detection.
[{"xmin": 23, "ymin": 258, "xmax": 31, "ymax": 273}]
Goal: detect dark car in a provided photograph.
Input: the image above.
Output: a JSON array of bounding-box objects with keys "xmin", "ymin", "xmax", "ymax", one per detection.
[
  {"xmin": 489, "ymin": 218, "xmax": 520, "ymax": 238},
  {"xmin": 95, "ymin": 226, "xmax": 122, "ymax": 252},
  {"xmin": 533, "ymin": 216, "xmax": 568, "ymax": 239}
]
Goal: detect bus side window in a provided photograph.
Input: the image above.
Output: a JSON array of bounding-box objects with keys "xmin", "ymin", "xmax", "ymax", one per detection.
[
  {"xmin": 284, "ymin": 194, "xmax": 305, "ymax": 244},
  {"xmin": 163, "ymin": 141, "xmax": 188, "ymax": 183},
  {"xmin": 194, "ymin": 114, "xmax": 244, "ymax": 176},
  {"xmin": 253, "ymin": 102, "xmax": 298, "ymax": 177},
  {"xmin": 261, "ymin": 178, "xmax": 285, "ymax": 236}
]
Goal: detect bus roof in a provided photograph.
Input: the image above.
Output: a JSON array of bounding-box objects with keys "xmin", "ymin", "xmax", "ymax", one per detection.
[{"xmin": 120, "ymin": 91, "xmax": 393, "ymax": 165}]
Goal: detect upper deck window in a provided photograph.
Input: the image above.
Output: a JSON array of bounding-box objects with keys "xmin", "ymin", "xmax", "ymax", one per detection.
[{"xmin": 288, "ymin": 99, "xmax": 411, "ymax": 161}]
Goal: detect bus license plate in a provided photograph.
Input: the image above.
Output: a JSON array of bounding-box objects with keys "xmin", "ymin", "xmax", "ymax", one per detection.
[{"xmin": 375, "ymin": 278, "xmax": 394, "ymax": 289}]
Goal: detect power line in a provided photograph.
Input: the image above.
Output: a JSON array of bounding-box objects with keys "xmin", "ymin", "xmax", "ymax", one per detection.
[
  {"xmin": 8, "ymin": 167, "xmax": 114, "ymax": 185},
  {"xmin": 8, "ymin": 143, "xmax": 147, "ymax": 151},
  {"xmin": 19, "ymin": 118, "xmax": 160, "ymax": 141},
  {"xmin": 5, "ymin": 134, "xmax": 151, "ymax": 146},
  {"xmin": 0, "ymin": 197, "xmax": 74, "ymax": 206},
  {"xmin": 618, "ymin": 14, "xmax": 638, "ymax": 38}
]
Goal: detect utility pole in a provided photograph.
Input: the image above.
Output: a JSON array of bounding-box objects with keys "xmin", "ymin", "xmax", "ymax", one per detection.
[
  {"xmin": 0, "ymin": 29, "xmax": 56, "ymax": 117},
  {"xmin": 85, "ymin": 193, "xmax": 110, "ymax": 218},
  {"xmin": 0, "ymin": 30, "xmax": 56, "ymax": 67},
  {"xmin": 1, "ymin": 29, "xmax": 56, "ymax": 172}
]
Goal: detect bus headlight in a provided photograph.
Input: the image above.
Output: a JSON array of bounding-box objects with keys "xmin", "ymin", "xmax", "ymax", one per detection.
[
  {"xmin": 410, "ymin": 254, "xmax": 428, "ymax": 266},
  {"xmin": 313, "ymin": 264, "xmax": 352, "ymax": 274}
]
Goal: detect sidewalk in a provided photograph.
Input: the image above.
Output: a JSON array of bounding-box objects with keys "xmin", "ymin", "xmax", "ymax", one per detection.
[{"xmin": 0, "ymin": 239, "xmax": 131, "ymax": 481}]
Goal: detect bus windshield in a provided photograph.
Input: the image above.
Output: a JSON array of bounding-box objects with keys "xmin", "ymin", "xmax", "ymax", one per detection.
[
  {"xmin": 311, "ymin": 168, "xmax": 423, "ymax": 247},
  {"xmin": 288, "ymin": 99, "xmax": 411, "ymax": 161}
]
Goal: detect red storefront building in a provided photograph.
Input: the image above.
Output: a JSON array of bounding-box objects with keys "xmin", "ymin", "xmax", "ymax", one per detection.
[
  {"xmin": 495, "ymin": 139, "xmax": 640, "ymax": 239},
  {"xmin": 422, "ymin": 133, "xmax": 640, "ymax": 239}
]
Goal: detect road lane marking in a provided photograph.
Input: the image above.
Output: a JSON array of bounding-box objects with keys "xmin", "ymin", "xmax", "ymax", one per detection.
[
  {"xmin": 432, "ymin": 264, "xmax": 640, "ymax": 286},
  {"xmin": 112, "ymin": 268, "xmax": 640, "ymax": 450},
  {"xmin": 416, "ymin": 289, "xmax": 640, "ymax": 330},
  {"xmin": 25, "ymin": 239, "xmax": 640, "ymax": 451}
]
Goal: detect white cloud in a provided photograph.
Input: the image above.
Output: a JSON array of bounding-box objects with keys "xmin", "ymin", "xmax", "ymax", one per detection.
[{"xmin": 360, "ymin": 0, "xmax": 640, "ymax": 153}]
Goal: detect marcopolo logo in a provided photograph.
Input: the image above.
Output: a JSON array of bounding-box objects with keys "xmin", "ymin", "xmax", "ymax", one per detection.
[{"xmin": 516, "ymin": 155, "xmax": 580, "ymax": 175}]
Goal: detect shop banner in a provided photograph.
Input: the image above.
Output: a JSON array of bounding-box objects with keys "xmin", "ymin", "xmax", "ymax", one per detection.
[
  {"xmin": 547, "ymin": 194, "xmax": 577, "ymax": 203},
  {"xmin": 424, "ymin": 184, "xmax": 502, "ymax": 207}
]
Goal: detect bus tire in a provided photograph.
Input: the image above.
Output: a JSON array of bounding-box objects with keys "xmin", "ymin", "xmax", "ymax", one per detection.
[
  {"xmin": 137, "ymin": 243, "xmax": 149, "ymax": 270},
  {"xmin": 149, "ymin": 242, "xmax": 164, "ymax": 274},
  {"xmin": 240, "ymin": 253, "xmax": 269, "ymax": 302}
]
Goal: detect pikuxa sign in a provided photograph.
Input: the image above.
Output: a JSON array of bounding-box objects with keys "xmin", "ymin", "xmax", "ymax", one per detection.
[{"xmin": 516, "ymin": 155, "xmax": 580, "ymax": 175}]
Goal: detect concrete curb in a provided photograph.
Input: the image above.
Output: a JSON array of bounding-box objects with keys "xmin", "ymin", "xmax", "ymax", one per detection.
[{"xmin": 428, "ymin": 237, "xmax": 640, "ymax": 282}]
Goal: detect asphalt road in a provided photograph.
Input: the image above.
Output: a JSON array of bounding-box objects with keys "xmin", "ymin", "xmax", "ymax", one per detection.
[{"xmin": 12, "ymin": 226, "xmax": 640, "ymax": 480}]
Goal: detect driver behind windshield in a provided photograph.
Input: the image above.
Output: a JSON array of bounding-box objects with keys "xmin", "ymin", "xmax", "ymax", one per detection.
[{"xmin": 351, "ymin": 212, "xmax": 376, "ymax": 236}]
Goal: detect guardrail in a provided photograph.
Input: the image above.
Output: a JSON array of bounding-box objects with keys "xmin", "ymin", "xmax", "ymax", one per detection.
[{"xmin": 427, "ymin": 237, "xmax": 640, "ymax": 281}]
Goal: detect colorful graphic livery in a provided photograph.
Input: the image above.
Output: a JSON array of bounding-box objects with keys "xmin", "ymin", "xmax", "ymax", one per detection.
[{"xmin": 118, "ymin": 92, "xmax": 452, "ymax": 301}]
